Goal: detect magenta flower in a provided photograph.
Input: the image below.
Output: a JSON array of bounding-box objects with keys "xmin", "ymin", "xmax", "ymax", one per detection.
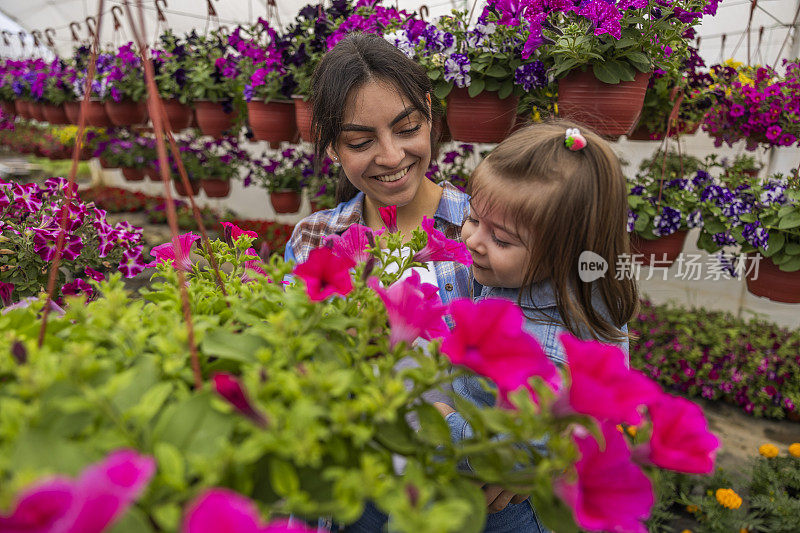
[
  {"xmin": 555, "ymin": 423, "xmax": 654, "ymax": 533},
  {"xmin": 441, "ymin": 298, "xmax": 560, "ymax": 406},
  {"xmin": 221, "ymin": 222, "xmax": 258, "ymax": 243},
  {"xmin": 241, "ymin": 248, "xmax": 267, "ymax": 283},
  {"xmin": 323, "ymin": 224, "xmax": 381, "ymax": 264},
  {"xmin": 634, "ymin": 394, "xmax": 719, "ymax": 474},
  {"xmin": 0, "ymin": 449, "xmax": 155, "ymax": 533},
  {"xmin": 183, "ymin": 488, "xmax": 317, "ymax": 533},
  {"xmin": 412, "ymin": 217, "xmax": 472, "ymax": 266},
  {"xmin": 0, "ymin": 281, "xmax": 14, "ymax": 306},
  {"xmin": 378, "ymin": 205, "xmax": 398, "ymax": 232},
  {"xmin": 12, "ymin": 183, "xmax": 42, "ymax": 212},
  {"xmin": 554, "ymin": 334, "xmax": 661, "ymax": 425},
  {"xmin": 62, "ymin": 278, "xmax": 93, "ymax": 300},
  {"xmin": 293, "ymin": 246, "xmax": 355, "ymax": 301},
  {"xmin": 146, "ymin": 232, "xmax": 200, "ymax": 271},
  {"xmin": 118, "ymin": 248, "xmax": 146, "ymax": 278},
  {"xmin": 213, "ymin": 373, "xmax": 268, "ymax": 427},
  {"xmin": 368, "ymin": 270, "xmax": 448, "ymax": 347},
  {"xmin": 84, "ymin": 267, "xmax": 106, "ymax": 282}
]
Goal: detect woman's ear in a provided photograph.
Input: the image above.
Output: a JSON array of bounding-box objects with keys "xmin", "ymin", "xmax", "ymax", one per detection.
[{"xmin": 326, "ymin": 146, "xmax": 339, "ymax": 163}]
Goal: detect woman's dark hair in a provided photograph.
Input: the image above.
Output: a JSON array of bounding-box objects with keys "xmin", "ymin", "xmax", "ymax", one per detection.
[{"xmin": 310, "ymin": 33, "xmax": 441, "ymax": 203}]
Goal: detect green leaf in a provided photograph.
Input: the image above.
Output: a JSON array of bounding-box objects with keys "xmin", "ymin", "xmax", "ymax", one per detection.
[
  {"xmin": 107, "ymin": 508, "xmax": 156, "ymax": 533},
  {"xmin": 468, "ymin": 78, "xmax": 486, "ymax": 98},
  {"xmin": 154, "ymin": 442, "xmax": 186, "ymax": 489},
  {"xmin": 485, "ymin": 64, "xmax": 508, "ymax": 77},
  {"xmin": 592, "ymin": 62, "xmax": 621, "ymax": 84},
  {"xmin": 778, "ymin": 212, "xmax": 800, "ymax": 230},
  {"xmin": 434, "ymin": 82, "xmax": 452, "ymax": 100},
  {"xmin": 498, "ymin": 80, "xmax": 513, "ymax": 100},
  {"xmin": 614, "ymin": 37, "xmax": 637, "ymax": 49},
  {"xmin": 153, "ymin": 392, "xmax": 234, "ymax": 457},
  {"xmin": 269, "ymin": 456, "xmax": 300, "ymax": 496},
  {"xmin": 415, "ymin": 403, "xmax": 452, "ymax": 445},
  {"xmin": 530, "ymin": 487, "xmax": 580, "ymax": 533},
  {"xmin": 201, "ymin": 330, "xmax": 263, "ymax": 363},
  {"xmin": 126, "ymin": 382, "xmax": 175, "ymax": 424},
  {"xmin": 551, "ymin": 58, "xmax": 580, "ymax": 80},
  {"xmin": 778, "ymin": 254, "xmax": 800, "ymax": 272},
  {"xmin": 428, "ymin": 69, "xmax": 441, "ymax": 81},
  {"xmin": 374, "ymin": 417, "xmax": 417, "ymax": 455},
  {"xmin": 763, "ymin": 231, "xmax": 785, "ymax": 258},
  {"xmin": 784, "ymin": 242, "xmax": 800, "ymax": 255}
]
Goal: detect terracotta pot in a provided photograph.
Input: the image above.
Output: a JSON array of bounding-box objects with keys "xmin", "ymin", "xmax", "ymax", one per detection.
[
  {"xmin": 64, "ymin": 102, "xmax": 81, "ymax": 124},
  {"xmin": 745, "ymin": 256, "xmax": 800, "ymax": 303},
  {"xmin": 630, "ymin": 230, "xmax": 688, "ymax": 267},
  {"xmin": 1, "ymin": 101, "xmax": 16, "ymax": 117},
  {"xmin": 105, "ymin": 100, "xmax": 148, "ymax": 126},
  {"xmin": 121, "ymin": 167, "xmax": 145, "ymax": 181},
  {"xmin": 510, "ymin": 113, "xmax": 531, "ymax": 134},
  {"xmin": 86, "ymin": 100, "xmax": 114, "ymax": 128},
  {"xmin": 293, "ymin": 97, "xmax": 313, "ymax": 142},
  {"xmin": 270, "ymin": 190, "xmax": 302, "ymax": 213},
  {"xmin": 194, "ymin": 100, "xmax": 236, "ymax": 137},
  {"xmin": 161, "ymin": 99, "xmax": 193, "ymax": 131},
  {"xmin": 201, "ymin": 179, "xmax": 231, "ymax": 198},
  {"xmin": 14, "ymin": 101, "xmax": 28, "ymax": 118},
  {"xmin": 42, "ymin": 104, "xmax": 69, "ymax": 125},
  {"xmin": 558, "ymin": 69, "xmax": 651, "ymax": 136},
  {"xmin": 99, "ymin": 157, "xmax": 114, "ymax": 169},
  {"xmin": 146, "ymin": 167, "xmax": 161, "ymax": 181},
  {"xmin": 30, "ymin": 103, "xmax": 46, "ymax": 122},
  {"xmin": 175, "ymin": 180, "xmax": 201, "ymax": 197},
  {"xmin": 247, "ymin": 100, "xmax": 296, "ymax": 144},
  {"xmin": 446, "ymin": 88, "xmax": 518, "ymax": 143}
]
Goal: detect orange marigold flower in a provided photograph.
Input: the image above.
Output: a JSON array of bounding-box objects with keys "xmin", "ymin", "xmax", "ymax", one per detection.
[
  {"xmin": 759, "ymin": 443, "xmax": 779, "ymax": 458},
  {"xmin": 789, "ymin": 443, "xmax": 800, "ymax": 458},
  {"xmin": 716, "ymin": 488, "xmax": 743, "ymax": 509},
  {"xmin": 686, "ymin": 504, "xmax": 699, "ymax": 513}
]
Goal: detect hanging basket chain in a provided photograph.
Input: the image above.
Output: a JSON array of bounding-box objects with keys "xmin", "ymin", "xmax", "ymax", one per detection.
[
  {"xmin": 656, "ymin": 87, "xmax": 685, "ymax": 211},
  {"xmin": 38, "ymin": 0, "xmax": 106, "ymax": 347}
]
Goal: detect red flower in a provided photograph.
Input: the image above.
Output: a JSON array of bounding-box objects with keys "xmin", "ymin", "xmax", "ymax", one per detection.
[
  {"xmin": 378, "ymin": 204, "xmax": 398, "ymax": 232},
  {"xmin": 293, "ymin": 247, "xmax": 355, "ymax": 301},
  {"xmin": 555, "ymin": 423, "xmax": 654, "ymax": 533},
  {"xmin": 221, "ymin": 221, "xmax": 258, "ymax": 243}
]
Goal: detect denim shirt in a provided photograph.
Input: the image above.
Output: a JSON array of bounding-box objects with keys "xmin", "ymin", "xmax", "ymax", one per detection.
[{"xmin": 446, "ymin": 280, "xmax": 629, "ymax": 446}]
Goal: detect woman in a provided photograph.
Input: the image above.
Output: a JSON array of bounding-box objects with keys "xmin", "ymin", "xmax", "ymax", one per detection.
[{"xmin": 284, "ymin": 33, "xmax": 542, "ymax": 533}]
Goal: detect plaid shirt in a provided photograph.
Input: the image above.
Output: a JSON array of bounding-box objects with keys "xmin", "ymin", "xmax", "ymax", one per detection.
[{"xmin": 285, "ymin": 182, "xmax": 471, "ymax": 305}]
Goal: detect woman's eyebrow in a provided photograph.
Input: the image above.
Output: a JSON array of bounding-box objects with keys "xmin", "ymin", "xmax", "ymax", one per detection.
[{"xmin": 341, "ymin": 107, "xmax": 417, "ymax": 132}]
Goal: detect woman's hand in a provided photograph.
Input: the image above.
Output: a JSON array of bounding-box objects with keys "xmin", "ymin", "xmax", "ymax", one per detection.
[{"xmin": 483, "ymin": 484, "xmax": 528, "ymax": 513}]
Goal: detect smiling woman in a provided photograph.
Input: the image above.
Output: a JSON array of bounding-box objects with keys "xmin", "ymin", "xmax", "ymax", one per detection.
[{"xmin": 285, "ymin": 33, "xmax": 471, "ymax": 309}]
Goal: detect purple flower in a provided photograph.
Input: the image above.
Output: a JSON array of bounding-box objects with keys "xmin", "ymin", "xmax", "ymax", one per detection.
[
  {"xmin": 444, "ymin": 53, "xmax": 471, "ymax": 88},
  {"xmin": 627, "ymin": 210, "xmax": 638, "ymax": 233},
  {"xmin": 766, "ymin": 125, "xmax": 782, "ymax": 141},
  {"xmin": 118, "ymin": 248, "xmax": 146, "ymax": 278},
  {"xmin": 741, "ymin": 222, "xmax": 769, "ymax": 249},
  {"xmin": 514, "ymin": 61, "xmax": 547, "ymax": 92},
  {"xmin": 62, "ymin": 278, "xmax": 93, "ymax": 300},
  {"xmin": 12, "ymin": 183, "xmax": 42, "ymax": 212},
  {"xmin": 712, "ymin": 232, "xmax": 737, "ymax": 247},
  {"xmin": 729, "ymin": 104, "xmax": 745, "ymax": 117},
  {"xmin": 652, "ymin": 206, "xmax": 681, "ymax": 237},
  {"xmin": 578, "ymin": 1, "xmax": 622, "ymax": 40}
]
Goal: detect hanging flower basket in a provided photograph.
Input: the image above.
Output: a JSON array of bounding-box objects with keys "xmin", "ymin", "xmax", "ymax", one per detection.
[
  {"xmin": 558, "ymin": 70, "xmax": 651, "ymax": 136},
  {"xmin": 194, "ymin": 100, "xmax": 236, "ymax": 138},
  {"xmin": 99, "ymin": 157, "xmax": 114, "ymax": 169},
  {"xmin": 29, "ymin": 103, "xmax": 46, "ymax": 122},
  {"xmin": 12, "ymin": 100, "xmax": 26, "ymax": 117},
  {"xmin": 175, "ymin": 180, "xmax": 201, "ymax": 197},
  {"xmin": 105, "ymin": 100, "xmax": 148, "ymax": 127},
  {"xmin": 42, "ymin": 104, "xmax": 69, "ymax": 125},
  {"xmin": 630, "ymin": 230, "xmax": 688, "ymax": 267},
  {"xmin": 161, "ymin": 99, "xmax": 193, "ymax": 131},
  {"xmin": 121, "ymin": 168, "xmax": 146, "ymax": 182},
  {"xmin": 745, "ymin": 256, "xmax": 800, "ymax": 304},
  {"xmin": 200, "ymin": 179, "xmax": 231, "ymax": 198},
  {"xmin": 86, "ymin": 100, "xmax": 114, "ymax": 128},
  {"xmin": 146, "ymin": 167, "xmax": 160, "ymax": 181},
  {"xmin": 270, "ymin": 190, "xmax": 302, "ymax": 214},
  {"xmin": 446, "ymin": 88, "xmax": 518, "ymax": 143},
  {"xmin": 293, "ymin": 97, "xmax": 313, "ymax": 142},
  {"xmin": 247, "ymin": 100, "xmax": 297, "ymax": 144},
  {"xmin": 63, "ymin": 102, "xmax": 81, "ymax": 124}
]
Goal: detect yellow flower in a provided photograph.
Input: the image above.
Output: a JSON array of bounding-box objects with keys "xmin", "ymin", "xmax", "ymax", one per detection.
[
  {"xmin": 759, "ymin": 444, "xmax": 779, "ymax": 458},
  {"xmin": 626, "ymin": 426, "xmax": 637, "ymax": 437},
  {"xmin": 685, "ymin": 505, "xmax": 699, "ymax": 513},
  {"xmin": 616, "ymin": 424, "xmax": 624, "ymax": 433},
  {"xmin": 724, "ymin": 58, "xmax": 743, "ymax": 69},
  {"xmin": 716, "ymin": 488, "xmax": 743, "ymax": 510},
  {"xmin": 740, "ymin": 529, "xmax": 749, "ymax": 533},
  {"xmin": 789, "ymin": 443, "xmax": 800, "ymax": 458},
  {"xmin": 681, "ymin": 530, "xmax": 693, "ymax": 533}
]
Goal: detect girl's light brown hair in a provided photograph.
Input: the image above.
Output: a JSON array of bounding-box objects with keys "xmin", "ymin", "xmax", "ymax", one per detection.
[{"xmin": 468, "ymin": 119, "xmax": 638, "ymax": 343}]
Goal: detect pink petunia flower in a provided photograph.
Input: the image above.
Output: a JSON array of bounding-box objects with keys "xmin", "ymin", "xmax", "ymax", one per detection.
[
  {"xmin": 221, "ymin": 221, "xmax": 258, "ymax": 244},
  {"xmin": 146, "ymin": 233, "xmax": 200, "ymax": 271},
  {"xmin": 293, "ymin": 246, "xmax": 355, "ymax": 301},
  {"xmin": 554, "ymin": 334, "xmax": 662, "ymax": 425},
  {"xmin": 213, "ymin": 373, "xmax": 268, "ymax": 427},
  {"xmin": 441, "ymin": 298, "xmax": 560, "ymax": 407},
  {"xmin": 0, "ymin": 281, "xmax": 14, "ymax": 306},
  {"xmin": 118, "ymin": 248, "xmax": 146, "ymax": 278},
  {"xmin": 183, "ymin": 489, "xmax": 318, "ymax": 533},
  {"xmin": 555, "ymin": 422, "xmax": 654, "ymax": 533},
  {"xmin": 412, "ymin": 217, "xmax": 472, "ymax": 266},
  {"xmin": 0, "ymin": 449, "xmax": 155, "ymax": 533},
  {"xmin": 241, "ymin": 248, "xmax": 267, "ymax": 283},
  {"xmin": 84, "ymin": 267, "xmax": 106, "ymax": 282},
  {"xmin": 12, "ymin": 183, "xmax": 42, "ymax": 213},
  {"xmin": 323, "ymin": 224, "xmax": 382, "ymax": 264},
  {"xmin": 367, "ymin": 270, "xmax": 448, "ymax": 347},
  {"xmin": 634, "ymin": 394, "xmax": 719, "ymax": 474},
  {"xmin": 378, "ymin": 205, "xmax": 398, "ymax": 232},
  {"xmin": 61, "ymin": 278, "xmax": 93, "ymax": 300}
]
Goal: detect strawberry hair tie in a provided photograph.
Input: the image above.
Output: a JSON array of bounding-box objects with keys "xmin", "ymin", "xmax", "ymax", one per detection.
[{"xmin": 565, "ymin": 128, "xmax": 587, "ymax": 151}]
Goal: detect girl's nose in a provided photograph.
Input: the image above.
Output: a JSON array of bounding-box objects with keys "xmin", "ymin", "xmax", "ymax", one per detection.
[{"xmin": 465, "ymin": 229, "xmax": 486, "ymax": 256}]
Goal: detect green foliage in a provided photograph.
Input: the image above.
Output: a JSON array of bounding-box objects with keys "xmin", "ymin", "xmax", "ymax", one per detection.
[
  {"xmin": 630, "ymin": 299, "xmax": 800, "ymax": 420},
  {"xmin": 0, "ymin": 233, "xmax": 581, "ymax": 532}
]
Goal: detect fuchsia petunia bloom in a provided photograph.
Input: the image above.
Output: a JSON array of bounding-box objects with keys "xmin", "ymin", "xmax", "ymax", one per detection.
[
  {"xmin": 441, "ymin": 298, "xmax": 560, "ymax": 406},
  {"xmin": 61, "ymin": 278, "xmax": 93, "ymax": 300},
  {"xmin": 378, "ymin": 205, "xmax": 398, "ymax": 232},
  {"xmin": 84, "ymin": 267, "xmax": 106, "ymax": 282},
  {"xmin": 241, "ymin": 248, "xmax": 267, "ymax": 283},
  {"xmin": 118, "ymin": 248, "xmax": 146, "ymax": 278},
  {"xmin": 0, "ymin": 281, "xmax": 14, "ymax": 306},
  {"xmin": 293, "ymin": 246, "xmax": 355, "ymax": 301},
  {"xmin": 323, "ymin": 224, "xmax": 382, "ymax": 264},
  {"xmin": 555, "ymin": 423, "xmax": 654, "ymax": 533},
  {"xmin": 555, "ymin": 333, "xmax": 662, "ymax": 425},
  {"xmin": 183, "ymin": 488, "xmax": 317, "ymax": 533},
  {"xmin": 368, "ymin": 270, "xmax": 448, "ymax": 347},
  {"xmin": 146, "ymin": 232, "xmax": 200, "ymax": 271},
  {"xmin": 0, "ymin": 449, "xmax": 155, "ymax": 533},
  {"xmin": 635, "ymin": 394, "xmax": 720, "ymax": 474},
  {"xmin": 213, "ymin": 373, "xmax": 268, "ymax": 427},
  {"xmin": 412, "ymin": 217, "xmax": 472, "ymax": 266},
  {"xmin": 12, "ymin": 183, "xmax": 42, "ymax": 213},
  {"xmin": 221, "ymin": 222, "xmax": 258, "ymax": 243}
]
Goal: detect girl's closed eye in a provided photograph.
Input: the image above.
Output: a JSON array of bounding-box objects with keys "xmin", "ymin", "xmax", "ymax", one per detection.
[{"xmin": 491, "ymin": 233, "xmax": 510, "ymax": 248}]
